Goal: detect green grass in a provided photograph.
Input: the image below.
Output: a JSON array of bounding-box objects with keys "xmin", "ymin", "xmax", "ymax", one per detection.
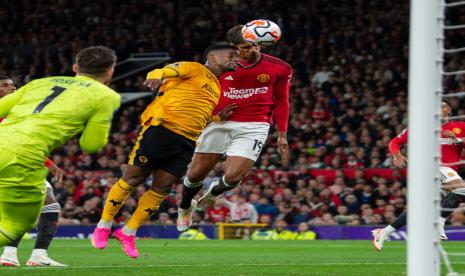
[{"xmin": 0, "ymin": 239, "xmax": 464, "ymax": 275}]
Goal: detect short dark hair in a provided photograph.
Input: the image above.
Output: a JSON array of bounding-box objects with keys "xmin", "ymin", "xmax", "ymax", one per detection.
[
  {"xmin": 227, "ymin": 25, "xmax": 246, "ymax": 45},
  {"xmin": 203, "ymin": 43, "xmax": 238, "ymax": 63},
  {"xmin": 75, "ymin": 46, "xmax": 117, "ymax": 76},
  {"xmin": 442, "ymin": 99, "xmax": 452, "ymax": 108},
  {"xmin": 0, "ymin": 75, "xmax": 11, "ymax": 81}
]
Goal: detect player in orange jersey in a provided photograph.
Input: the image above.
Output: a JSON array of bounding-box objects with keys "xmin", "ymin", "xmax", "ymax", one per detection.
[{"xmin": 91, "ymin": 44, "xmax": 239, "ymax": 258}]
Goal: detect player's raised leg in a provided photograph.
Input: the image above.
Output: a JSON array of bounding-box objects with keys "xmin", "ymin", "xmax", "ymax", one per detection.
[
  {"xmin": 113, "ymin": 169, "xmax": 175, "ymax": 258},
  {"xmin": 372, "ymin": 212, "xmax": 405, "ymax": 251},
  {"xmin": 439, "ymin": 170, "xmax": 465, "ymax": 240},
  {"xmin": 209, "ymin": 123, "xmax": 269, "ymax": 197},
  {"xmin": 177, "ymin": 152, "xmax": 221, "ymax": 232}
]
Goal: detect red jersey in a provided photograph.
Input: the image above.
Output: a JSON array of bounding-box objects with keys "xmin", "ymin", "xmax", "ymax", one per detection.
[
  {"xmin": 206, "ymin": 206, "xmax": 230, "ymax": 223},
  {"xmin": 389, "ymin": 121, "xmax": 465, "ymax": 170},
  {"xmin": 214, "ymin": 54, "xmax": 292, "ymax": 131}
]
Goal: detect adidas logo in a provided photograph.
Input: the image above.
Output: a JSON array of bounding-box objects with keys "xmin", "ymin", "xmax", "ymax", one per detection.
[{"xmin": 224, "ymin": 76, "xmax": 234, "ymax": 81}]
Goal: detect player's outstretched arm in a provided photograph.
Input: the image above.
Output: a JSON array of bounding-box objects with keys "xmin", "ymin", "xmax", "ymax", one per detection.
[
  {"xmin": 389, "ymin": 130, "xmax": 408, "ymax": 167},
  {"xmin": 144, "ymin": 62, "xmax": 193, "ymax": 91},
  {"xmin": 0, "ymin": 85, "xmax": 27, "ymax": 118},
  {"xmin": 80, "ymin": 93, "xmax": 121, "ymax": 153}
]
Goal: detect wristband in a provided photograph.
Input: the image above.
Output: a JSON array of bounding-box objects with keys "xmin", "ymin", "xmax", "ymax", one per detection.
[{"xmin": 44, "ymin": 159, "xmax": 54, "ymax": 168}]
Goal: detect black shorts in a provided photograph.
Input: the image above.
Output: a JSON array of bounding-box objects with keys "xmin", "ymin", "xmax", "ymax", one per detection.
[{"xmin": 128, "ymin": 126, "xmax": 196, "ymax": 178}]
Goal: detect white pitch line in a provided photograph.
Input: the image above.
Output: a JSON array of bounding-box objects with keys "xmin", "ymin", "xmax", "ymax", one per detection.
[
  {"xmin": 8, "ymin": 262, "xmax": 411, "ymax": 270},
  {"xmin": 46, "ymin": 243, "xmax": 410, "ymax": 249}
]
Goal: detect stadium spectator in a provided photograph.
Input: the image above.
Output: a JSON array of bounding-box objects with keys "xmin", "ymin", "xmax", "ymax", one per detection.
[{"xmin": 293, "ymin": 223, "xmax": 317, "ymax": 240}]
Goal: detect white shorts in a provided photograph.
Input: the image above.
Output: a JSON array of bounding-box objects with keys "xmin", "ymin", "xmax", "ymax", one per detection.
[
  {"xmin": 45, "ymin": 180, "xmax": 53, "ymax": 189},
  {"xmin": 196, "ymin": 121, "xmax": 270, "ymax": 161},
  {"xmin": 439, "ymin": 166, "xmax": 463, "ymax": 184}
]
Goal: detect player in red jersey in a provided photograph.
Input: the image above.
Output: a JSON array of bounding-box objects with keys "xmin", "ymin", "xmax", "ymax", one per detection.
[
  {"xmin": 372, "ymin": 100, "xmax": 465, "ymax": 251},
  {"xmin": 177, "ymin": 25, "xmax": 292, "ymax": 231},
  {"xmin": 0, "ymin": 76, "xmax": 66, "ymax": 266}
]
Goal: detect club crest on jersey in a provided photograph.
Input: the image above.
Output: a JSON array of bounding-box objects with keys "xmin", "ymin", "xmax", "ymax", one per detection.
[
  {"xmin": 257, "ymin": 74, "xmax": 270, "ymax": 83},
  {"xmin": 138, "ymin": 155, "xmax": 148, "ymax": 163},
  {"xmin": 448, "ymin": 172, "xmax": 456, "ymax": 177},
  {"xmin": 453, "ymin": 128, "xmax": 461, "ymax": 134}
]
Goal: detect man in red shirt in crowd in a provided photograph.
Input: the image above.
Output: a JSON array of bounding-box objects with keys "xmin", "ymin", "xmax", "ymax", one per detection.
[
  {"xmin": 206, "ymin": 201, "xmax": 230, "ymax": 223},
  {"xmin": 177, "ymin": 25, "xmax": 292, "ymax": 231},
  {"xmin": 0, "ymin": 76, "xmax": 66, "ymax": 266},
  {"xmin": 373, "ymin": 100, "xmax": 465, "ymax": 251}
]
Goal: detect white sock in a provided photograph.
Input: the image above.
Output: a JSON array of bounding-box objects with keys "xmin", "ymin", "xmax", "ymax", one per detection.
[
  {"xmin": 31, "ymin": 248, "xmax": 47, "ymax": 257},
  {"xmin": 438, "ymin": 217, "xmax": 447, "ymax": 226},
  {"xmin": 383, "ymin": 225, "xmax": 396, "ymax": 236},
  {"xmin": 97, "ymin": 220, "xmax": 112, "ymax": 228},
  {"xmin": 122, "ymin": 225, "xmax": 137, "ymax": 236},
  {"xmin": 3, "ymin": 246, "xmax": 17, "ymax": 256}
]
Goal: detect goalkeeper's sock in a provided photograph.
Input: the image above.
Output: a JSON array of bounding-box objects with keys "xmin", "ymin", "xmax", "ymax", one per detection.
[
  {"xmin": 179, "ymin": 178, "xmax": 203, "ymax": 209},
  {"xmin": 100, "ymin": 179, "xmax": 134, "ymax": 225},
  {"xmin": 5, "ymin": 237, "xmax": 21, "ymax": 249},
  {"xmin": 3, "ymin": 246, "xmax": 18, "ymax": 256},
  {"xmin": 390, "ymin": 211, "xmax": 407, "ymax": 230},
  {"xmin": 211, "ymin": 176, "xmax": 241, "ymax": 196},
  {"xmin": 125, "ymin": 190, "xmax": 166, "ymax": 233}
]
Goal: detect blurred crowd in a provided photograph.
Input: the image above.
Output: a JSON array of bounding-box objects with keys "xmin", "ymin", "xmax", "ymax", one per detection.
[{"xmin": 1, "ymin": 0, "xmax": 465, "ymax": 228}]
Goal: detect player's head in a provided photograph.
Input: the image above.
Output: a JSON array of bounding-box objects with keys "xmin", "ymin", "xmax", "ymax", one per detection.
[
  {"xmin": 73, "ymin": 46, "xmax": 117, "ymax": 84},
  {"xmin": 227, "ymin": 25, "xmax": 261, "ymax": 62},
  {"xmin": 203, "ymin": 43, "xmax": 239, "ymax": 76},
  {"xmin": 297, "ymin": 222, "xmax": 309, "ymax": 232},
  {"xmin": 0, "ymin": 75, "xmax": 16, "ymax": 98},
  {"xmin": 442, "ymin": 99, "xmax": 452, "ymax": 118}
]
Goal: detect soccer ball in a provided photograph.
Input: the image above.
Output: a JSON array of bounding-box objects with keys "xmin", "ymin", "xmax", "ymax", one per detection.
[{"xmin": 241, "ymin": 19, "xmax": 281, "ymax": 46}]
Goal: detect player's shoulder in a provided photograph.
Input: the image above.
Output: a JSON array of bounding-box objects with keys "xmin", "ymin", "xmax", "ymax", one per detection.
[
  {"xmin": 451, "ymin": 120, "xmax": 465, "ymax": 126},
  {"xmin": 73, "ymin": 76, "xmax": 120, "ymax": 102},
  {"xmin": 169, "ymin": 61, "xmax": 205, "ymax": 70},
  {"xmin": 261, "ymin": 54, "xmax": 292, "ymax": 70}
]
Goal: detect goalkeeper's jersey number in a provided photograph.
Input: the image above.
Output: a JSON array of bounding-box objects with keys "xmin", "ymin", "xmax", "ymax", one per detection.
[{"xmin": 33, "ymin": 86, "xmax": 66, "ymax": 114}]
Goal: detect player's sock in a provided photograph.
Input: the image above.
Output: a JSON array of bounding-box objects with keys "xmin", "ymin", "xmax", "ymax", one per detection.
[
  {"xmin": 382, "ymin": 225, "xmax": 397, "ymax": 236},
  {"xmin": 441, "ymin": 190, "xmax": 464, "ymax": 218},
  {"xmin": 33, "ymin": 203, "xmax": 60, "ymax": 253},
  {"xmin": 211, "ymin": 175, "xmax": 241, "ymax": 196},
  {"xmin": 5, "ymin": 237, "xmax": 21, "ymax": 249},
  {"xmin": 179, "ymin": 177, "xmax": 204, "ymax": 209},
  {"xmin": 101, "ymin": 179, "xmax": 134, "ymax": 225},
  {"xmin": 2, "ymin": 246, "xmax": 18, "ymax": 256},
  {"xmin": 390, "ymin": 211, "xmax": 407, "ymax": 230},
  {"xmin": 125, "ymin": 189, "xmax": 166, "ymax": 234},
  {"xmin": 121, "ymin": 225, "xmax": 137, "ymax": 236}
]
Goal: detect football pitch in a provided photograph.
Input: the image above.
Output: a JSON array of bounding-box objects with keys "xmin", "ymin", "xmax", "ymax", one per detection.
[{"xmin": 1, "ymin": 239, "xmax": 464, "ymax": 275}]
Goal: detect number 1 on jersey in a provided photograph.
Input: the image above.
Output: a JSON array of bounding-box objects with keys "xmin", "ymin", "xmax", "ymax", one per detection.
[{"xmin": 33, "ymin": 86, "xmax": 67, "ymax": 113}]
